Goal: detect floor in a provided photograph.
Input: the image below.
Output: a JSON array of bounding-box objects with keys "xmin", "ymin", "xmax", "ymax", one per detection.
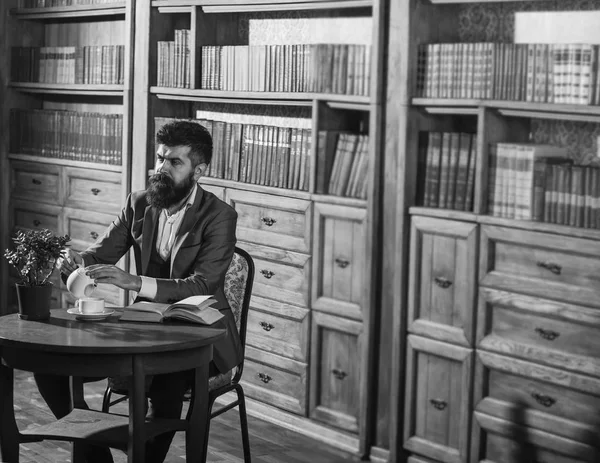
[{"xmin": 13, "ymin": 370, "xmax": 361, "ymax": 463}]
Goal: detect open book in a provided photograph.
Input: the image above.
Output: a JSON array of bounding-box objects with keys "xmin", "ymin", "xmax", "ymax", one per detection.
[{"xmin": 119, "ymin": 295, "xmax": 224, "ymax": 325}]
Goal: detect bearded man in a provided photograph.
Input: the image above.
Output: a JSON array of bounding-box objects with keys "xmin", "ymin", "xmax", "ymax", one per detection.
[{"xmin": 34, "ymin": 120, "xmax": 241, "ymax": 463}]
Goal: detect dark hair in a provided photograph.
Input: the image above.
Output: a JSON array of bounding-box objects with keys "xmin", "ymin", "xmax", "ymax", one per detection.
[{"xmin": 156, "ymin": 120, "xmax": 213, "ymax": 166}]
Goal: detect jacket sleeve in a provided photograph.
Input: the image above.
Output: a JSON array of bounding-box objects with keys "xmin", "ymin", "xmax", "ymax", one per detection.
[
  {"xmin": 153, "ymin": 208, "xmax": 237, "ymax": 304},
  {"xmin": 81, "ymin": 193, "xmax": 135, "ymax": 266}
]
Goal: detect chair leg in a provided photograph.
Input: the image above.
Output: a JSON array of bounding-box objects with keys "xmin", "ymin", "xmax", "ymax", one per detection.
[
  {"xmin": 235, "ymin": 385, "xmax": 251, "ymax": 463},
  {"xmin": 101, "ymin": 387, "xmax": 112, "ymax": 413}
]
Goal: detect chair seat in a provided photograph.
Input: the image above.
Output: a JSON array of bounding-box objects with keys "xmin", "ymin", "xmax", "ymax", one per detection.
[{"xmin": 107, "ymin": 369, "xmax": 233, "ymax": 396}]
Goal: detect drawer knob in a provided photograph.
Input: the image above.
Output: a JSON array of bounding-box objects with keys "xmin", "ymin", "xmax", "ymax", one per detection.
[
  {"xmin": 335, "ymin": 258, "xmax": 350, "ymax": 269},
  {"xmin": 258, "ymin": 372, "xmax": 272, "ymax": 384},
  {"xmin": 535, "ymin": 327, "xmax": 560, "ymax": 341},
  {"xmin": 434, "ymin": 276, "xmax": 452, "ymax": 289},
  {"xmin": 32, "ymin": 178, "xmax": 42, "ymax": 185},
  {"xmin": 33, "ymin": 219, "xmax": 41, "ymax": 227},
  {"xmin": 90, "ymin": 231, "xmax": 99, "ymax": 240},
  {"xmin": 259, "ymin": 321, "xmax": 274, "ymax": 331},
  {"xmin": 261, "ymin": 217, "xmax": 276, "ymax": 227},
  {"xmin": 332, "ymin": 369, "xmax": 347, "ymax": 380},
  {"xmin": 91, "ymin": 188, "xmax": 101, "ymax": 196},
  {"xmin": 260, "ymin": 269, "xmax": 274, "ymax": 279},
  {"xmin": 536, "ymin": 261, "xmax": 562, "ymax": 275},
  {"xmin": 531, "ymin": 392, "xmax": 556, "ymax": 408},
  {"xmin": 430, "ymin": 398, "xmax": 447, "ymax": 410}
]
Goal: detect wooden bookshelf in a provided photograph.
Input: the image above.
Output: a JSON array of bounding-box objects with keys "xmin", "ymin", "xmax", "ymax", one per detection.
[
  {"xmin": 9, "ymin": 83, "xmax": 124, "ymax": 96},
  {"xmin": 151, "ymin": 0, "xmax": 373, "ymax": 10},
  {"xmin": 10, "ymin": 3, "xmax": 126, "ymax": 19},
  {"xmin": 8, "ymin": 154, "xmax": 123, "ymax": 173}
]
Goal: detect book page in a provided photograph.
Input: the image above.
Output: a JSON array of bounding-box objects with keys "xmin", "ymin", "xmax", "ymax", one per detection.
[{"xmin": 125, "ymin": 301, "xmax": 169, "ymax": 315}]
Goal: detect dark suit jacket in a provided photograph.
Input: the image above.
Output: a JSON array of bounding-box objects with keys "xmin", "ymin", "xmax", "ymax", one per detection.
[{"xmin": 81, "ymin": 186, "xmax": 242, "ymax": 373}]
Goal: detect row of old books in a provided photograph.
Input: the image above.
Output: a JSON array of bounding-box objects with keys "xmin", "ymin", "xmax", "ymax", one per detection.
[
  {"xmin": 488, "ymin": 143, "xmax": 600, "ymax": 228},
  {"xmin": 157, "ymin": 30, "xmax": 191, "ymax": 89},
  {"xmin": 10, "ymin": 109, "xmax": 123, "ymax": 165},
  {"xmin": 417, "ymin": 43, "xmax": 600, "ymax": 105},
  {"xmin": 199, "ymin": 44, "xmax": 370, "ymax": 95},
  {"xmin": 319, "ymin": 131, "xmax": 369, "ymax": 199},
  {"xmin": 155, "ymin": 117, "xmax": 311, "ymax": 191},
  {"xmin": 18, "ymin": 0, "xmax": 120, "ymax": 6},
  {"xmin": 419, "ymin": 132, "xmax": 477, "ymax": 211},
  {"xmin": 11, "ymin": 45, "xmax": 125, "ymax": 85}
]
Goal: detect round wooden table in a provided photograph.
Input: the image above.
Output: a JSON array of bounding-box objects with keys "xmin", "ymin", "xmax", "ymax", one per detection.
[{"xmin": 0, "ymin": 309, "xmax": 227, "ymax": 463}]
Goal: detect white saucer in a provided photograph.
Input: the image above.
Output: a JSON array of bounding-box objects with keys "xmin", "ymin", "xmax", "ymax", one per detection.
[{"xmin": 67, "ymin": 308, "xmax": 115, "ymax": 321}]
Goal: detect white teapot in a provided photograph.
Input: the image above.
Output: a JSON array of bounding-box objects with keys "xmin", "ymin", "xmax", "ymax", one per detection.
[{"xmin": 66, "ymin": 267, "xmax": 98, "ymax": 299}]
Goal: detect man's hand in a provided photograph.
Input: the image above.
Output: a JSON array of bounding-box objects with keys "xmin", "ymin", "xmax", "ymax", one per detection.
[
  {"xmin": 85, "ymin": 264, "xmax": 142, "ymax": 292},
  {"xmin": 57, "ymin": 249, "xmax": 84, "ymax": 277}
]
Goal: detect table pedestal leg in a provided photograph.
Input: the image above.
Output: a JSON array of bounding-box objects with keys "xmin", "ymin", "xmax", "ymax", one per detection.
[
  {"xmin": 0, "ymin": 360, "xmax": 19, "ymax": 462},
  {"xmin": 186, "ymin": 362, "xmax": 210, "ymax": 462},
  {"xmin": 129, "ymin": 356, "xmax": 146, "ymax": 463}
]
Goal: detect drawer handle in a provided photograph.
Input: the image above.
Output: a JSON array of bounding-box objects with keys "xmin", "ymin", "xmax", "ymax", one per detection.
[
  {"xmin": 258, "ymin": 372, "xmax": 272, "ymax": 384},
  {"xmin": 259, "ymin": 321, "xmax": 274, "ymax": 331},
  {"xmin": 430, "ymin": 398, "xmax": 447, "ymax": 410},
  {"xmin": 260, "ymin": 269, "xmax": 274, "ymax": 279},
  {"xmin": 335, "ymin": 258, "xmax": 350, "ymax": 269},
  {"xmin": 90, "ymin": 231, "xmax": 99, "ymax": 240},
  {"xmin": 332, "ymin": 369, "xmax": 347, "ymax": 380},
  {"xmin": 91, "ymin": 188, "xmax": 101, "ymax": 196},
  {"xmin": 434, "ymin": 276, "xmax": 452, "ymax": 289},
  {"xmin": 535, "ymin": 327, "xmax": 560, "ymax": 341},
  {"xmin": 32, "ymin": 178, "xmax": 42, "ymax": 185},
  {"xmin": 531, "ymin": 392, "xmax": 556, "ymax": 408},
  {"xmin": 261, "ymin": 217, "xmax": 276, "ymax": 227},
  {"xmin": 536, "ymin": 261, "xmax": 562, "ymax": 275},
  {"xmin": 33, "ymin": 219, "xmax": 41, "ymax": 227}
]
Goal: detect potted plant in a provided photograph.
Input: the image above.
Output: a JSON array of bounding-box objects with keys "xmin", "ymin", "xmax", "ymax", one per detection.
[{"xmin": 4, "ymin": 229, "xmax": 70, "ymax": 320}]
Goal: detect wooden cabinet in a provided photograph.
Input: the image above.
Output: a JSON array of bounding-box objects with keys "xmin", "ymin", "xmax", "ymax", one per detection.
[
  {"xmin": 408, "ymin": 216, "xmax": 478, "ymax": 346},
  {"xmin": 404, "ymin": 335, "xmax": 473, "ymax": 463},
  {"xmin": 10, "ymin": 161, "xmax": 61, "ymax": 205}
]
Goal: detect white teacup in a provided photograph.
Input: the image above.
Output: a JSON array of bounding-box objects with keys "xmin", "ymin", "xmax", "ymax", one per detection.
[
  {"xmin": 66, "ymin": 267, "xmax": 97, "ymax": 299},
  {"xmin": 77, "ymin": 297, "xmax": 105, "ymax": 314}
]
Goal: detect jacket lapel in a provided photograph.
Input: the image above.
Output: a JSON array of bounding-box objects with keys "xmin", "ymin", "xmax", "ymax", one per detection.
[
  {"xmin": 141, "ymin": 206, "xmax": 159, "ymax": 275},
  {"xmin": 170, "ymin": 185, "xmax": 205, "ymax": 275}
]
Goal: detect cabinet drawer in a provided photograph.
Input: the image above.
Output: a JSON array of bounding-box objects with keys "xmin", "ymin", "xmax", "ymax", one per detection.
[
  {"xmin": 199, "ymin": 183, "xmax": 226, "ymax": 202},
  {"xmin": 478, "ymin": 288, "xmax": 600, "ymax": 377},
  {"xmin": 64, "ymin": 167, "xmax": 122, "ymax": 214},
  {"xmin": 472, "ymin": 412, "xmax": 597, "ymax": 463},
  {"xmin": 252, "ymin": 255, "xmax": 309, "ymax": 307},
  {"xmin": 63, "ymin": 208, "xmax": 115, "ymax": 250},
  {"xmin": 226, "ymin": 189, "xmax": 311, "ymax": 253},
  {"xmin": 11, "ymin": 161, "xmax": 61, "ymax": 205},
  {"xmin": 474, "ymin": 351, "xmax": 600, "ymax": 445},
  {"xmin": 241, "ymin": 346, "xmax": 307, "ymax": 415},
  {"xmin": 312, "ymin": 203, "xmax": 367, "ymax": 320},
  {"xmin": 480, "ymin": 225, "xmax": 600, "ymax": 308},
  {"xmin": 12, "ymin": 201, "xmax": 62, "ymax": 235},
  {"xmin": 408, "ymin": 216, "xmax": 478, "ymax": 347},
  {"xmin": 246, "ymin": 296, "xmax": 309, "ymax": 362},
  {"xmin": 404, "ymin": 335, "xmax": 472, "ymax": 463},
  {"xmin": 309, "ymin": 312, "xmax": 363, "ymax": 433}
]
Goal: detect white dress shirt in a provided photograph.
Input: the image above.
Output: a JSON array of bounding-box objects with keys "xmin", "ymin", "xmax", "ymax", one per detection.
[{"xmin": 137, "ymin": 183, "xmax": 198, "ymax": 299}]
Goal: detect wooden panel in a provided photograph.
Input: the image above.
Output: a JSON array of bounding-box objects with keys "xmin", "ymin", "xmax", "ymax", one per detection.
[
  {"xmin": 251, "ymin": 255, "xmax": 309, "ymax": 307},
  {"xmin": 199, "ymin": 182, "xmax": 226, "ymax": 202},
  {"xmin": 403, "ymin": 335, "xmax": 472, "ymax": 463},
  {"xmin": 10, "ymin": 161, "xmax": 61, "ymax": 205},
  {"xmin": 477, "ymin": 287, "xmax": 600, "ymax": 377},
  {"xmin": 309, "ymin": 311, "xmax": 363, "ymax": 433},
  {"xmin": 473, "ymin": 350, "xmax": 600, "ymax": 445},
  {"xmin": 63, "ymin": 207, "xmax": 116, "ymax": 251},
  {"xmin": 241, "ymin": 346, "xmax": 307, "ymax": 415},
  {"xmin": 480, "ymin": 225, "xmax": 600, "ymax": 308},
  {"xmin": 312, "ymin": 202, "xmax": 366, "ymax": 320},
  {"xmin": 408, "ymin": 216, "xmax": 478, "ymax": 346},
  {"xmin": 11, "ymin": 200, "xmax": 62, "ymax": 235},
  {"xmin": 63, "ymin": 167, "xmax": 122, "ymax": 214},
  {"xmin": 226, "ymin": 189, "xmax": 312, "ymax": 253},
  {"xmin": 246, "ymin": 301, "xmax": 309, "ymax": 362}
]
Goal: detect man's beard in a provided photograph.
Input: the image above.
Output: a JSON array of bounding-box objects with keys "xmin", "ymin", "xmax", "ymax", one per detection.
[{"xmin": 146, "ymin": 172, "xmax": 195, "ymax": 209}]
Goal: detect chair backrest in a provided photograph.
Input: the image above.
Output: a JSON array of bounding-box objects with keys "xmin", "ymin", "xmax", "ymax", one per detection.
[{"xmin": 223, "ymin": 246, "xmax": 254, "ymax": 383}]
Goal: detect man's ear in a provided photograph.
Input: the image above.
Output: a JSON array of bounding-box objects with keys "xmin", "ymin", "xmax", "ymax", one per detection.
[{"xmin": 194, "ymin": 163, "xmax": 208, "ymax": 181}]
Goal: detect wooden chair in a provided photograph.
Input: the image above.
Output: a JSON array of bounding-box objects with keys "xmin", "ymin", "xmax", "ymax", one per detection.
[{"xmin": 101, "ymin": 246, "xmax": 255, "ymax": 462}]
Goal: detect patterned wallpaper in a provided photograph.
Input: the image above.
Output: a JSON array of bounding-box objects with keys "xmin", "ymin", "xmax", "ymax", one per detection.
[{"xmin": 459, "ymin": 1, "xmax": 600, "ymax": 165}]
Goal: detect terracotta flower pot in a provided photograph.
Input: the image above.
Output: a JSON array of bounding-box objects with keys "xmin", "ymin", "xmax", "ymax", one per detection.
[{"xmin": 15, "ymin": 283, "xmax": 53, "ymax": 321}]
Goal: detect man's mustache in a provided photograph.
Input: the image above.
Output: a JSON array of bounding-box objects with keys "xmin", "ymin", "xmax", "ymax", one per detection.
[{"xmin": 149, "ymin": 172, "xmax": 173, "ymax": 185}]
